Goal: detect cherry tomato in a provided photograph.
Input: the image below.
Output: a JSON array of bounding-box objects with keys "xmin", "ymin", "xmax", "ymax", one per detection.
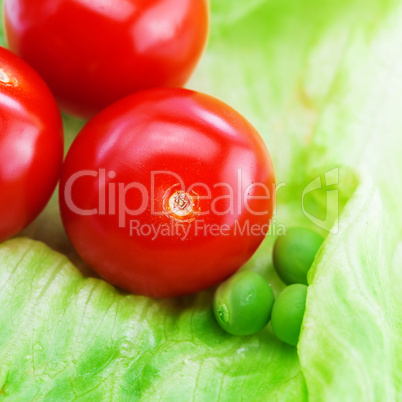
[
  {"xmin": 0, "ymin": 46, "xmax": 63, "ymax": 242},
  {"xmin": 4, "ymin": 0, "xmax": 209, "ymax": 119},
  {"xmin": 59, "ymin": 88, "xmax": 275, "ymax": 298}
]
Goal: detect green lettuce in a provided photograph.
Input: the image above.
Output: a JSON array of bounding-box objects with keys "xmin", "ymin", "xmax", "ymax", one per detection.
[{"xmin": 1, "ymin": 0, "xmax": 402, "ymax": 399}]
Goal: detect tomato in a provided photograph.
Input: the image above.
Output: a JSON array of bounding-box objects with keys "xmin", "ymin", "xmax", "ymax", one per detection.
[
  {"xmin": 4, "ymin": 0, "xmax": 209, "ymax": 119},
  {"xmin": 59, "ymin": 88, "xmax": 275, "ymax": 298},
  {"xmin": 0, "ymin": 46, "xmax": 63, "ymax": 242}
]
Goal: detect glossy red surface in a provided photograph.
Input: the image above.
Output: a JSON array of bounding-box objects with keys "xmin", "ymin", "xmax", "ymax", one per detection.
[
  {"xmin": 59, "ymin": 88, "xmax": 275, "ymax": 297},
  {"xmin": 4, "ymin": 0, "xmax": 209, "ymax": 118},
  {"xmin": 0, "ymin": 46, "xmax": 63, "ymax": 242}
]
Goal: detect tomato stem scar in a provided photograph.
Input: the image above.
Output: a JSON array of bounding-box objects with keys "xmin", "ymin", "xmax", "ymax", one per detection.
[
  {"xmin": 169, "ymin": 191, "xmax": 194, "ymax": 217},
  {"xmin": 162, "ymin": 184, "xmax": 200, "ymax": 222}
]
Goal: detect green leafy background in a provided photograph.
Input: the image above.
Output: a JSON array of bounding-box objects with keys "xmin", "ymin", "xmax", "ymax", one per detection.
[{"xmin": 1, "ymin": 0, "xmax": 402, "ymax": 400}]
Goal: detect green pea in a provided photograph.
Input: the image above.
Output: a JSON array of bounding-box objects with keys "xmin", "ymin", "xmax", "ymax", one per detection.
[
  {"xmin": 213, "ymin": 271, "xmax": 275, "ymax": 336},
  {"xmin": 273, "ymin": 227, "xmax": 324, "ymax": 285},
  {"xmin": 271, "ymin": 284, "xmax": 307, "ymax": 346}
]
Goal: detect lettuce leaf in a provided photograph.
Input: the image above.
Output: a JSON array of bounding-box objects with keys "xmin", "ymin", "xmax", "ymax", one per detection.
[
  {"xmin": 301, "ymin": 180, "xmax": 402, "ymax": 401},
  {"xmin": 0, "ymin": 238, "xmax": 306, "ymax": 400},
  {"xmin": 1, "ymin": 0, "xmax": 402, "ymax": 399},
  {"xmin": 296, "ymin": 2, "xmax": 402, "ymax": 398}
]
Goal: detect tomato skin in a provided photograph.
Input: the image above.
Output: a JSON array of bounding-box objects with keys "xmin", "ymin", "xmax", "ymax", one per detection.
[
  {"xmin": 59, "ymin": 88, "xmax": 275, "ymax": 298},
  {"xmin": 4, "ymin": 0, "xmax": 209, "ymax": 119},
  {"xmin": 0, "ymin": 46, "xmax": 63, "ymax": 242}
]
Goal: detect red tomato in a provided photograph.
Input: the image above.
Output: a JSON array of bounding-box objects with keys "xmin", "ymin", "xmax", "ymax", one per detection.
[
  {"xmin": 0, "ymin": 46, "xmax": 63, "ymax": 242},
  {"xmin": 4, "ymin": 0, "xmax": 209, "ymax": 119},
  {"xmin": 59, "ymin": 88, "xmax": 275, "ymax": 298}
]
